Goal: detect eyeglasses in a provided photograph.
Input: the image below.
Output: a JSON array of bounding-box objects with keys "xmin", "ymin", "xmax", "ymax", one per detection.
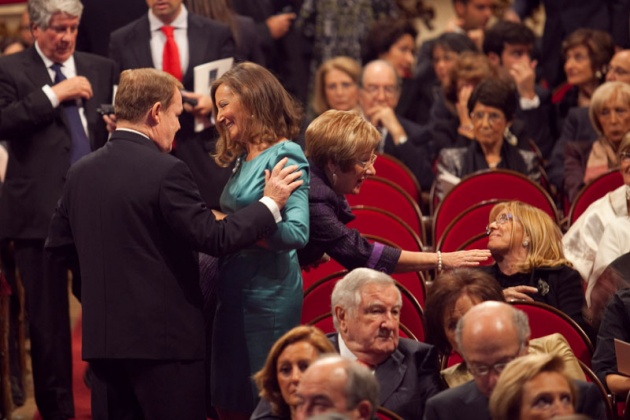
[
  {"xmin": 620, "ymin": 151, "xmax": 630, "ymax": 163},
  {"xmin": 467, "ymin": 347, "xmax": 522, "ymax": 377},
  {"xmin": 486, "ymin": 213, "xmax": 514, "ymax": 235},
  {"xmin": 470, "ymin": 111, "xmax": 505, "ymax": 126},
  {"xmin": 606, "ymin": 65, "xmax": 630, "ymax": 78},
  {"xmin": 362, "ymin": 84, "xmax": 398, "ymax": 97},
  {"xmin": 355, "ymin": 154, "xmax": 378, "ymax": 169}
]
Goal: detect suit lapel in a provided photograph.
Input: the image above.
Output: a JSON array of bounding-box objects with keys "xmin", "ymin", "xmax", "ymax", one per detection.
[
  {"xmin": 74, "ymin": 52, "xmax": 99, "ymax": 148},
  {"xmin": 184, "ymin": 15, "xmax": 209, "ymax": 88},
  {"xmin": 128, "ymin": 17, "xmax": 154, "ymax": 69},
  {"xmin": 375, "ymin": 347, "xmax": 407, "ymax": 404}
]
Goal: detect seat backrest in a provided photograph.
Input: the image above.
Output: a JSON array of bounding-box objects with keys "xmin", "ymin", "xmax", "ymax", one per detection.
[
  {"xmin": 435, "ymin": 199, "xmax": 505, "ymax": 251},
  {"xmin": 302, "ymin": 271, "xmax": 347, "ymax": 325},
  {"xmin": 376, "ymin": 406, "xmax": 404, "ymax": 420},
  {"xmin": 568, "ymin": 169, "xmax": 624, "ymax": 226},
  {"xmin": 511, "ymin": 301, "xmax": 594, "ymax": 367},
  {"xmin": 348, "ymin": 206, "xmax": 424, "ymax": 252},
  {"xmin": 433, "ymin": 169, "xmax": 558, "ymax": 244},
  {"xmin": 397, "ymin": 282, "xmax": 426, "ymax": 342},
  {"xmin": 301, "ymin": 259, "xmax": 345, "ymax": 292},
  {"xmin": 578, "ymin": 360, "xmax": 615, "ymax": 420},
  {"xmin": 346, "ymin": 176, "xmax": 425, "ymax": 242},
  {"xmin": 373, "ymin": 153, "xmax": 422, "ymax": 203}
]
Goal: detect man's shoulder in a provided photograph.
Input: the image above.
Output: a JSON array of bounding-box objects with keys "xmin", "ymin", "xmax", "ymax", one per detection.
[
  {"xmin": 110, "ymin": 14, "xmax": 148, "ymax": 39},
  {"xmin": 397, "ymin": 337, "xmax": 433, "ymax": 354},
  {"xmin": 0, "ymin": 47, "xmax": 32, "ymax": 68},
  {"xmin": 188, "ymin": 12, "xmax": 230, "ymax": 32},
  {"xmin": 74, "ymin": 50, "xmax": 116, "ymax": 67},
  {"xmin": 426, "ymin": 380, "xmax": 477, "ymax": 406}
]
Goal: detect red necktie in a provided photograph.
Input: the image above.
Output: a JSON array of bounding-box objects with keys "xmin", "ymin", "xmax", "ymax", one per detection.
[{"xmin": 161, "ymin": 25, "xmax": 182, "ymax": 81}]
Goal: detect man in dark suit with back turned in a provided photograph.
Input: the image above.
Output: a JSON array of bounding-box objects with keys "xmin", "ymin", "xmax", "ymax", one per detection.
[
  {"xmin": 109, "ymin": 0, "xmax": 235, "ymax": 209},
  {"xmin": 45, "ymin": 67, "xmax": 304, "ymax": 419},
  {"xmin": 0, "ymin": 0, "xmax": 117, "ymax": 417}
]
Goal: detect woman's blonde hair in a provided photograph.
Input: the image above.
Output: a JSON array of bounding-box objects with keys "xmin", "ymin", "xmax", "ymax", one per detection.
[
  {"xmin": 305, "ymin": 109, "xmax": 381, "ymax": 172},
  {"xmin": 489, "ymin": 201, "xmax": 570, "ymax": 272},
  {"xmin": 211, "ymin": 62, "xmax": 303, "ymax": 167},
  {"xmin": 489, "ymin": 354, "xmax": 577, "ymax": 420},
  {"xmin": 312, "ymin": 56, "xmax": 362, "ymax": 115},
  {"xmin": 589, "ymin": 81, "xmax": 630, "ymax": 137}
]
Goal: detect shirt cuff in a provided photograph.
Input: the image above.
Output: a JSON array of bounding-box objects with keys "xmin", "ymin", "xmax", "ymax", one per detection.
[
  {"xmin": 259, "ymin": 196, "xmax": 282, "ymax": 223},
  {"xmin": 519, "ymin": 95, "xmax": 540, "ymax": 110},
  {"xmin": 42, "ymin": 85, "xmax": 60, "ymax": 108}
]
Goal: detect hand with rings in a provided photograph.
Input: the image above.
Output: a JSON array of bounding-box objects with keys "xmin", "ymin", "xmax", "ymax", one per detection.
[{"xmin": 503, "ymin": 285, "xmax": 537, "ymax": 303}]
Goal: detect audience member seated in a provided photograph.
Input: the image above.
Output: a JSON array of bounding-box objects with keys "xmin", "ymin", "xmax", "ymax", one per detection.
[
  {"xmin": 429, "ymin": 51, "xmax": 496, "ymax": 154},
  {"xmin": 294, "ymin": 355, "xmax": 379, "ymax": 420},
  {"xmin": 481, "ymin": 201, "xmax": 593, "ymax": 339},
  {"xmin": 589, "ymin": 252, "xmax": 630, "ymax": 328},
  {"xmin": 362, "ymin": 17, "xmax": 431, "ymax": 126},
  {"xmin": 587, "ymin": 214, "xmax": 630, "ymax": 298},
  {"xmin": 357, "ymin": 60, "xmax": 435, "ymax": 191},
  {"xmin": 298, "ymin": 110, "xmax": 491, "ymax": 274},
  {"xmin": 431, "ymin": 33, "xmax": 478, "ymax": 92},
  {"xmin": 592, "ymin": 288, "xmax": 630, "ymax": 397},
  {"xmin": 435, "ymin": 79, "xmax": 541, "ymax": 200},
  {"xmin": 555, "ymin": 29, "xmax": 614, "ymax": 136},
  {"xmin": 489, "ymin": 354, "xmax": 577, "ymax": 420},
  {"xmin": 311, "ymin": 56, "xmax": 361, "ymax": 119},
  {"xmin": 329, "ymin": 268, "xmax": 442, "ymax": 419},
  {"xmin": 564, "ymin": 82, "xmax": 630, "ymax": 202},
  {"xmin": 482, "ymin": 20, "xmax": 555, "ymax": 158},
  {"xmin": 252, "ymin": 326, "xmax": 336, "ymax": 420},
  {"xmin": 424, "ymin": 269, "xmax": 585, "ymax": 389},
  {"xmin": 424, "ymin": 302, "xmax": 605, "ymax": 420},
  {"xmin": 563, "ymin": 133, "xmax": 630, "ymax": 305},
  {"xmin": 546, "ymin": 50, "xmax": 630, "ymax": 193}
]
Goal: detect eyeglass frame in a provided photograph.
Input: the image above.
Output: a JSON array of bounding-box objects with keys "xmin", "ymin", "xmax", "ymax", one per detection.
[
  {"xmin": 486, "ymin": 213, "xmax": 515, "ymax": 235},
  {"xmin": 620, "ymin": 151, "xmax": 630, "ymax": 163},
  {"xmin": 466, "ymin": 345, "xmax": 523, "ymax": 377},
  {"xmin": 470, "ymin": 110, "xmax": 505, "ymax": 126},
  {"xmin": 355, "ymin": 153, "xmax": 378, "ymax": 169},
  {"xmin": 361, "ymin": 84, "xmax": 399, "ymax": 97}
]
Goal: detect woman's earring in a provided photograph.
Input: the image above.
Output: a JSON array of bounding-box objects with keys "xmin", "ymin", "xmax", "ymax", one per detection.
[
  {"xmin": 504, "ymin": 127, "xmax": 517, "ymax": 146},
  {"xmin": 332, "ymin": 172, "xmax": 337, "ymax": 186},
  {"xmin": 522, "ymin": 239, "xmax": 529, "ymax": 248},
  {"xmin": 595, "ymin": 70, "xmax": 603, "ymax": 79}
]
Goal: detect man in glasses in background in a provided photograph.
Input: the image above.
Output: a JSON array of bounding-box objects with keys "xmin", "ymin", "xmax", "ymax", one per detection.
[
  {"xmin": 424, "ymin": 301, "xmax": 605, "ymax": 420},
  {"xmin": 358, "ymin": 60, "xmax": 435, "ymax": 192}
]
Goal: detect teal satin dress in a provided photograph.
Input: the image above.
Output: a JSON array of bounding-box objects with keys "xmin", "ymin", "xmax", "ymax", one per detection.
[{"xmin": 211, "ymin": 141, "xmax": 310, "ymax": 411}]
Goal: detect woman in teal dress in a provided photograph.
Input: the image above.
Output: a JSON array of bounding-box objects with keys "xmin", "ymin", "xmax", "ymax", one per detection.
[{"xmin": 210, "ymin": 62, "xmax": 310, "ymax": 419}]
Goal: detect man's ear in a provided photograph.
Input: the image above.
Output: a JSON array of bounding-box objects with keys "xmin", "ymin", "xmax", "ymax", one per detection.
[
  {"xmin": 149, "ymin": 101, "xmax": 162, "ymax": 124},
  {"xmin": 355, "ymin": 401, "xmax": 373, "ymax": 420},
  {"xmin": 334, "ymin": 306, "xmax": 347, "ymax": 332}
]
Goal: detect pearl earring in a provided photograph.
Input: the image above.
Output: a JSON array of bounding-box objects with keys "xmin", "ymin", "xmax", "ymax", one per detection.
[
  {"xmin": 332, "ymin": 172, "xmax": 337, "ymax": 186},
  {"xmin": 522, "ymin": 240, "xmax": 529, "ymax": 247}
]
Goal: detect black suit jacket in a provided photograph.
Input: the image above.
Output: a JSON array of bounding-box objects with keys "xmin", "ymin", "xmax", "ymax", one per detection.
[
  {"xmin": 383, "ymin": 115, "xmax": 435, "ymax": 191},
  {"xmin": 329, "ymin": 334, "xmax": 442, "ymax": 419},
  {"xmin": 45, "ymin": 130, "xmax": 277, "ymax": 360},
  {"xmin": 0, "ymin": 47, "xmax": 116, "ymax": 240},
  {"xmin": 109, "ymin": 12, "xmax": 236, "ymax": 209},
  {"xmin": 424, "ymin": 379, "xmax": 606, "ymax": 420}
]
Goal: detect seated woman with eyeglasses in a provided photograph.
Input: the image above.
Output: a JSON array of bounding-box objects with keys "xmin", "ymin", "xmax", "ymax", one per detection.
[
  {"xmin": 435, "ymin": 78, "xmax": 541, "ymax": 201},
  {"xmin": 298, "ymin": 109, "xmax": 491, "ymax": 274},
  {"xmin": 480, "ymin": 201, "xmax": 594, "ymax": 340}
]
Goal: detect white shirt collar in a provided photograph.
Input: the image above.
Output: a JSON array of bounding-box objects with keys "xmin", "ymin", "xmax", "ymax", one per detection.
[{"xmin": 35, "ymin": 41, "xmax": 76, "ymax": 72}]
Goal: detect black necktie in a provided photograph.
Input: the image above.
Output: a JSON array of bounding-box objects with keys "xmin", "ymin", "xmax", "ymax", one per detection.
[{"xmin": 50, "ymin": 63, "xmax": 91, "ymax": 165}]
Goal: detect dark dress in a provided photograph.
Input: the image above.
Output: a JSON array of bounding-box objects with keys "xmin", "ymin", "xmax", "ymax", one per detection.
[
  {"xmin": 481, "ymin": 264, "xmax": 595, "ymax": 341},
  {"xmin": 297, "ymin": 163, "xmax": 401, "ymax": 272}
]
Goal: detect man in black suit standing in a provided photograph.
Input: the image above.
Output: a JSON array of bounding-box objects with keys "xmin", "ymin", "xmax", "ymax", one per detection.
[
  {"xmin": 109, "ymin": 0, "xmax": 235, "ymax": 209},
  {"xmin": 0, "ymin": 0, "xmax": 117, "ymax": 417},
  {"xmin": 46, "ymin": 67, "xmax": 304, "ymax": 419},
  {"xmin": 358, "ymin": 60, "xmax": 435, "ymax": 191},
  {"xmin": 424, "ymin": 302, "xmax": 606, "ymax": 420}
]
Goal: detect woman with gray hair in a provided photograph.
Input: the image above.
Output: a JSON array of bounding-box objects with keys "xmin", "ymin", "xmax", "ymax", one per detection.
[{"xmin": 564, "ymin": 81, "xmax": 630, "ymax": 201}]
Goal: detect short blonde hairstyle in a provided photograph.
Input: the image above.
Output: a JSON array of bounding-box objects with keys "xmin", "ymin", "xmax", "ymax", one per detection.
[
  {"xmin": 488, "ymin": 201, "xmax": 570, "ymax": 272},
  {"xmin": 489, "ymin": 354, "xmax": 577, "ymax": 420},
  {"xmin": 589, "ymin": 81, "xmax": 630, "ymax": 137},
  {"xmin": 305, "ymin": 109, "xmax": 381, "ymax": 173},
  {"xmin": 312, "ymin": 56, "xmax": 362, "ymax": 115}
]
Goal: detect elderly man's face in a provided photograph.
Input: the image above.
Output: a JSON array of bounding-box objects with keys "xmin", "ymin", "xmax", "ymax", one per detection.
[
  {"xmin": 33, "ymin": 13, "xmax": 79, "ymax": 63},
  {"xmin": 339, "ymin": 283, "xmax": 400, "ymax": 357},
  {"xmin": 606, "ymin": 51, "xmax": 630, "ymax": 83},
  {"xmin": 359, "ymin": 63, "xmax": 400, "ymax": 111},
  {"xmin": 146, "ymin": 0, "xmax": 183, "ymax": 24}
]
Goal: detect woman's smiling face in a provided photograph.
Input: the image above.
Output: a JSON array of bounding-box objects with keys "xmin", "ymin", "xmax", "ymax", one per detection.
[{"xmin": 215, "ymin": 83, "xmax": 249, "ymax": 145}]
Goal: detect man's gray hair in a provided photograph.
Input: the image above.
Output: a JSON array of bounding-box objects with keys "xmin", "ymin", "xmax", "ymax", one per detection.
[
  {"xmin": 455, "ymin": 304, "xmax": 531, "ymax": 351},
  {"xmin": 28, "ymin": 0, "xmax": 83, "ymax": 29},
  {"xmin": 331, "ymin": 267, "xmax": 401, "ymax": 330}
]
